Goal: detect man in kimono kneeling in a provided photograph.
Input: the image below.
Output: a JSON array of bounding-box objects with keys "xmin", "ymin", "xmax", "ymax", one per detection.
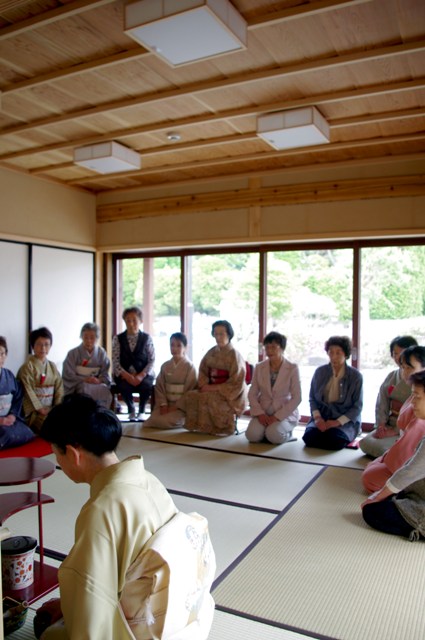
[{"xmin": 34, "ymin": 394, "xmax": 215, "ymax": 640}]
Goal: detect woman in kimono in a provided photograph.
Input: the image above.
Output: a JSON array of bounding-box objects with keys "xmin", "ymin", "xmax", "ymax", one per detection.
[
  {"xmin": 144, "ymin": 332, "xmax": 197, "ymax": 429},
  {"xmin": 0, "ymin": 336, "xmax": 34, "ymax": 449},
  {"xmin": 246, "ymin": 331, "xmax": 301, "ymax": 444},
  {"xmin": 361, "ymin": 369, "xmax": 425, "ymax": 541},
  {"xmin": 360, "ymin": 335, "xmax": 417, "ymax": 458},
  {"xmin": 184, "ymin": 320, "xmax": 247, "ymax": 436},
  {"xmin": 17, "ymin": 327, "xmax": 64, "ymax": 433},
  {"xmin": 62, "ymin": 322, "xmax": 112, "ymax": 409},
  {"xmin": 361, "ymin": 345, "xmax": 425, "ymax": 493},
  {"xmin": 302, "ymin": 335, "xmax": 363, "ymax": 450}
]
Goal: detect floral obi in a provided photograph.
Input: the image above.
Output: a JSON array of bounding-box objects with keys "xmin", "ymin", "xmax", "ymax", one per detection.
[
  {"xmin": 209, "ymin": 368, "xmax": 229, "ymax": 385},
  {"xmin": 35, "ymin": 385, "xmax": 55, "ymax": 407}
]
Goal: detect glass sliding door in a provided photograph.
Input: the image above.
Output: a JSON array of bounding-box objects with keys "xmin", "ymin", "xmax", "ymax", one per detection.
[
  {"xmin": 117, "ymin": 256, "xmax": 182, "ymax": 370},
  {"xmin": 359, "ymin": 245, "xmax": 425, "ymax": 423},
  {"xmin": 151, "ymin": 256, "xmax": 182, "ymax": 366},
  {"xmin": 114, "ymin": 240, "xmax": 425, "ymax": 427},
  {"xmin": 266, "ymin": 248, "xmax": 354, "ymax": 417},
  {"xmin": 185, "ymin": 252, "xmax": 259, "ymax": 368},
  {"xmin": 120, "ymin": 257, "xmax": 144, "ymax": 316}
]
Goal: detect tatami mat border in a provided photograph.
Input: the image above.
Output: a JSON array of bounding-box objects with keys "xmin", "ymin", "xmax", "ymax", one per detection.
[
  {"xmin": 168, "ymin": 488, "xmax": 281, "ymax": 515},
  {"xmin": 122, "ymin": 434, "xmax": 362, "ymax": 471},
  {"xmin": 214, "ymin": 606, "xmax": 338, "ymax": 640},
  {"xmin": 212, "ymin": 466, "xmax": 326, "ymax": 590}
]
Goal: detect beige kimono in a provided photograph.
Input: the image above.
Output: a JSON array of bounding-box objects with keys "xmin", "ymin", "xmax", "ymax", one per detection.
[
  {"xmin": 144, "ymin": 357, "xmax": 197, "ymax": 429},
  {"xmin": 40, "ymin": 458, "xmax": 215, "ymax": 640},
  {"xmin": 17, "ymin": 355, "xmax": 64, "ymax": 432},
  {"xmin": 185, "ymin": 343, "xmax": 247, "ymax": 436}
]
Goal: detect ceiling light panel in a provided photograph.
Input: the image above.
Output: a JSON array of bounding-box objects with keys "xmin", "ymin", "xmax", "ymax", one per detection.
[
  {"xmin": 124, "ymin": 0, "xmax": 247, "ymax": 66},
  {"xmin": 257, "ymin": 107, "xmax": 330, "ymax": 150},
  {"xmin": 73, "ymin": 142, "xmax": 141, "ymax": 174}
]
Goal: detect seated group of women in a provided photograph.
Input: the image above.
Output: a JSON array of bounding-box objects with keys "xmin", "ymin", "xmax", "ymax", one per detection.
[
  {"xmin": 298, "ymin": 334, "xmax": 424, "ymax": 542},
  {"xmin": 357, "ymin": 339, "xmax": 425, "ymax": 542},
  {"xmin": 147, "ymin": 326, "xmax": 425, "ymax": 543},
  {"xmin": 149, "ymin": 328, "xmax": 362, "ymax": 450},
  {"xmin": 146, "ymin": 319, "xmax": 246, "ymax": 436},
  {"xmin": 1, "ymin": 305, "xmax": 160, "ymax": 449},
  {"xmin": 0, "ymin": 323, "xmax": 112, "ymax": 451},
  {"xmin": 2, "ymin": 309, "xmax": 423, "ymax": 543}
]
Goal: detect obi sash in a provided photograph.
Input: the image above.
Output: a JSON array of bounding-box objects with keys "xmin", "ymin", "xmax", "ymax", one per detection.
[
  {"xmin": 0, "ymin": 393, "xmax": 12, "ymax": 417},
  {"xmin": 209, "ymin": 368, "xmax": 229, "ymax": 385},
  {"xmin": 165, "ymin": 382, "xmax": 185, "ymax": 403},
  {"xmin": 123, "ymin": 511, "xmax": 216, "ymax": 640},
  {"xmin": 76, "ymin": 365, "xmax": 100, "ymax": 378},
  {"xmin": 35, "ymin": 385, "xmax": 55, "ymax": 407}
]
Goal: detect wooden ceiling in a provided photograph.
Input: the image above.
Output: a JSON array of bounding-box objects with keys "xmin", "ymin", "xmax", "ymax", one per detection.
[{"xmin": 1, "ymin": 0, "xmax": 424, "ymax": 195}]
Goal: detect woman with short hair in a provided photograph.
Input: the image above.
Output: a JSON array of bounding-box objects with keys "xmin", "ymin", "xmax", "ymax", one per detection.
[
  {"xmin": 112, "ymin": 307, "xmax": 155, "ymax": 421},
  {"xmin": 246, "ymin": 331, "xmax": 301, "ymax": 445},
  {"xmin": 62, "ymin": 322, "xmax": 112, "ymax": 408},
  {"xmin": 303, "ymin": 335, "xmax": 363, "ymax": 450},
  {"xmin": 17, "ymin": 326, "xmax": 64, "ymax": 432}
]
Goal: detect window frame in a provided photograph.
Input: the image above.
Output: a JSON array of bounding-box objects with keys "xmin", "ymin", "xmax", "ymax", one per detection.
[{"xmin": 111, "ymin": 237, "xmax": 425, "ymax": 426}]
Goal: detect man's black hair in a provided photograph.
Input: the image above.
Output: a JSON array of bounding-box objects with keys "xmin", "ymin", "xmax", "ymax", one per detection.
[{"xmin": 40, "ymin": 394, "xmax": 122, "ymax": 456}]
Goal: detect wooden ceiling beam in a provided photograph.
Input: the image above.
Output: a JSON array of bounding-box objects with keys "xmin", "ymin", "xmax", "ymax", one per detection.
[
  {"xmin": 1, "ymin": 39, "xmax": 423, "ymax": 136},
  {"xmin": 24, "ymin": 106, "xmax": 425, "ymax": 175},
  {"xmin": 1, "ymin": 49, "xmax": 151, "ymax": 94},
  {"xmin": 28, "ymin": 133, "xmax": 259, "ymax": 174},
  {"xmin": 0, "ymin": 1, "xmax": 32, "ymax": 11},
  {"xmin": 66, "ymin": 132, "xmax": 425, "ymax": 186},
  {"xmin": 16, "ymin": 151, "xmax": 425, "ymax": 195},
  {"xmin": 2, "ymin": 82, "xmax": 424, "ymax": 163},
  {"xmin": 103, "ymin": 153, "xmax": 425, "ymax": 194},
  {"xmin": 96, "ymin": 174, "xmax": 425, "ymax": 222},
  {"xmin": 248, "ymin": 0, "xmax": 372, "ymax": 28},
  {"xmin": 330, "ymin": 107, "xmax": 425, "ymax": 128},
  {"xmin": 0, "ymin": 0, "xmax": 372, "ymax": 40},
  {"xmin": 0, "ymin": 0, "xmax": 115, "ymax": 39},
  {"xmin": 0, "ymin": 0, "xmax": 371, "ymax": 93}
]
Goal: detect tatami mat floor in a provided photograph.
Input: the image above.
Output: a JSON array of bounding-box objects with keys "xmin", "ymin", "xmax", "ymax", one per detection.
[
  {"xmin": 3, "ymin": 424, "xmax": 423, "ymax": 639},
  {"xmin": 122, "ymin": 420, "xmax": 369, "ymax": 470}
]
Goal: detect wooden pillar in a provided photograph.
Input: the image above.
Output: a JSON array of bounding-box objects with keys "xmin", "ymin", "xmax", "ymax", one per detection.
[{"xmin": 143, "ymin": 257, "xmax": 154, "ymax": 335}]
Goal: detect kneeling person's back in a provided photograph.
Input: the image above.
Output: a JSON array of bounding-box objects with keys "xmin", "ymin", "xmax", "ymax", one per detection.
[{"xmin": 36, "ymin": 394, "xmax": 215, "ymax": 640}]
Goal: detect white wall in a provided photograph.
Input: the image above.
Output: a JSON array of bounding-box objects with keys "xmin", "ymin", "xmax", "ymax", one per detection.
[{"xmin": 0, "ymin": 168, "xmax": 97, "ymax": 372}]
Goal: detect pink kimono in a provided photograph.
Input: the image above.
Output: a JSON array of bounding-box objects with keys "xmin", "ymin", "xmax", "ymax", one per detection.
[{"xmin": 362, "ymin": 397, "xmax": 425, "ymax": 492}]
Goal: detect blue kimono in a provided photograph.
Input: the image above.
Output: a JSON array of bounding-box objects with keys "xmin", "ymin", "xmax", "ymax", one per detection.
[
  {"xmin": 0, "ymin": 368, "xmax": 35, "ymax": 449},
  {"xmin": 303, "ymin": 363, "xmax": 363, "ymax": 450}
]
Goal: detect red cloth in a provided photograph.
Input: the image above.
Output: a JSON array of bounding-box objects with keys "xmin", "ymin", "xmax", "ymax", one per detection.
[
  {"xmin": 0, "ymin": 437, "xmax": 52, "ymax": 459},
  {"xmin": 209, "ymin": 368, "xmax": 229, "ymax": 385}
]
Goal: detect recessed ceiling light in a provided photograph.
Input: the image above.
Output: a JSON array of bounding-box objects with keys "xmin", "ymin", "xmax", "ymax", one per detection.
[{"xmin": 167, "ymin": 132, "xmax": 181, "ymax": 142}]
